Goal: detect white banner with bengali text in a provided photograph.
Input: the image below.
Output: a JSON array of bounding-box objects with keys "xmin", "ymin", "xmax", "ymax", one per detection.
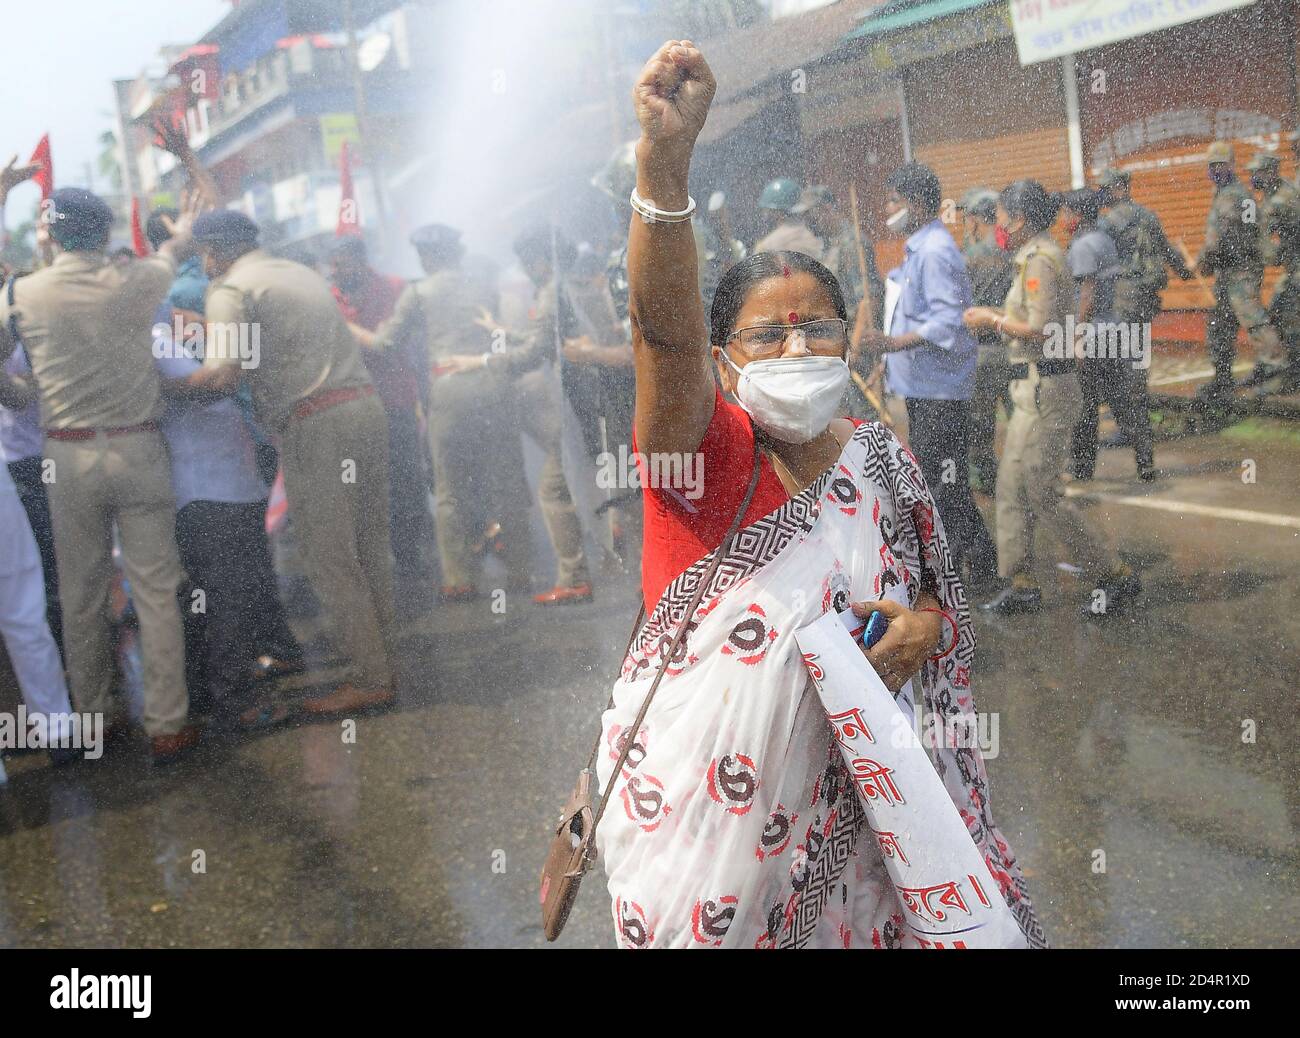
[{"xmin": 1009, "ymin": 0, "xmax": 1257, "ymax": 66}]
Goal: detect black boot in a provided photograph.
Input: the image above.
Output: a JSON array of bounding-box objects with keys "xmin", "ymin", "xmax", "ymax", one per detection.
[{"xmin": 980, "ymin": 585, "xmax": 1043, "ymax": 615}]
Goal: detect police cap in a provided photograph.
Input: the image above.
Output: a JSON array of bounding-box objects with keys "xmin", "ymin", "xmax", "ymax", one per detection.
[
  {"xmin": 47, "ymin": 188, "xmax": 115, "ymax": 248},
  {"xmin": 409, "ymin": 223, "xmax": 462, "ymax": 254},
  {"xmin": 192, "ymin": 209, "xmax": 260, "ymax": 248}
]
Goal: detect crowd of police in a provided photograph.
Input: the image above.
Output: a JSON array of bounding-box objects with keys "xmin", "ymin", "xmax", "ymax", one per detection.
[{"xmin": 0, "ymin": 124, "xmax": 1297, "ymax": 766}]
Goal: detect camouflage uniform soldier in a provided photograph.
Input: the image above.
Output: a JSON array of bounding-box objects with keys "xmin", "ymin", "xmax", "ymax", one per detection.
[
  {"xmin": 1098, "ymin": 167, "xmax": 1192, "ymax": 328},
  {"xmin": 1248, "ymin": 152, "xmax": 1300, "ymax": 391},
  {"xmin": 958, "ymin": 188, "xmax": 1013, "ymax": 493},
  {"xmin": 1095, "ymin": 168, "xmax": 1191, "ymax": 473},
  {"xmin": 1196, "ymin": 141, "xmax": 1283, "ymax": 405}
]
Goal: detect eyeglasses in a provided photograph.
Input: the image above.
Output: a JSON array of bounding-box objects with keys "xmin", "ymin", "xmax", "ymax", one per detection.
[{"xmin": 727, "ymin": 318, "xmax": 848, "ymax": 358}]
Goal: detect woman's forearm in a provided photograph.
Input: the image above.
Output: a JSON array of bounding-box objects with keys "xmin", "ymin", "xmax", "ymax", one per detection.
[{"xmin": 627, "ymin": 140, "xmax": 706, "ymax": 353}]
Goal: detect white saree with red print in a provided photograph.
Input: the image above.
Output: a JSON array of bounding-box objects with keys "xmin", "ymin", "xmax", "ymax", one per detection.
[{"xmin": 596, "ymin": 420, "xmax": 1047, "ymax": 949}]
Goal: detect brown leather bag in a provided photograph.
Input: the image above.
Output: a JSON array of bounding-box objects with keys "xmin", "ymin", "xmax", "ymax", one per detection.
[{"xmin": 540, "ymin": 439, "xmax": 763, "ymax": 942}]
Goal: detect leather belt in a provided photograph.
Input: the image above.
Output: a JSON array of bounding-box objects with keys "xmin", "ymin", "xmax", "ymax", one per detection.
[
  {"xmin": 46, "ymin": 420, "xmax": 159, "ymax": 442},
  {"xmin": 1009, "ymin": 359, "xmax": 1076, "ymax": 381},
  {"xmin": 291, "ymin": 384, "xmax": 375, "ymax": 421}
]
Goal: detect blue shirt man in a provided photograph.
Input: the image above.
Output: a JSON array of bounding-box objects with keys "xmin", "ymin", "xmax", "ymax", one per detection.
[
  {"xmin": 863, "ymin": 162, "xmax": 998, "ymax": 591},
  {"xmin": 881, "ymin": 218, "xmax": 978, "ymax": 400}
]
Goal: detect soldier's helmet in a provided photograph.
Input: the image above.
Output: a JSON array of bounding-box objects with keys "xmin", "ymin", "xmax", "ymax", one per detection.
[
  {"xmin": 759, "ymin": 178, "xmax": 803, "ymax": 212},
  {"xmin": 790, "ymin": 184, "xmax": 833, "ymax": 215},
  {"xmin": 592, "ymin": 141, "xmax": 638, "ymax": 204},
  {"xmin": 1206, "ymin": 140, "xmax": 1234, "ymax": 165},
  {"xmin": 957, "ymin": 187, "xmax": 998, "ymax": 221},
  {"xmin": 1245, "ymin": 152, "xmax": 1281, "ymax": 173},
  {"xmin": 1096, "ymin": 167, "xmax": 1130, "ymax": 189}
]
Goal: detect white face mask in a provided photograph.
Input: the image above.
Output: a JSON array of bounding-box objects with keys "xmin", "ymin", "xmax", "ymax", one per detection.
[
  {"xmin": 724, "ymin": 353, "xmax": 850, "ymax": 443},
  {"xmin": 885, "ymin": 206, "xmax": 910, "ymax": 233}
]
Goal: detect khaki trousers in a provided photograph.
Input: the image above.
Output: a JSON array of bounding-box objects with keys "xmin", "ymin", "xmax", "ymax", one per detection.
[
  {"xmin": 45, "ymin": 428, "xmax": 189, "ymax": 736},
  {"xmin": 513, "ymin": 368, "xmax": 590, "ymax": 588},
  {"xmin": 427, "ymin": 370, "xmax": 532, "ymax": 588},
  {"xmin": 280, "ymin": 394, "xmax": 395, "ymax": 691},
  {"xmin": 995, "ymin": 369, "xmax": 1117, "ymax": 583}
]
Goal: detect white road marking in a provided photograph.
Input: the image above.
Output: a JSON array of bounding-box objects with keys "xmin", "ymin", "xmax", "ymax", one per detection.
[
  {"xmin": 1064, "ymin": 487, "xmax": 1300, "ymax": 529},
  {"xmin": 1147, "ymin": 361, "xmax": 1254, "ymax": 388}
]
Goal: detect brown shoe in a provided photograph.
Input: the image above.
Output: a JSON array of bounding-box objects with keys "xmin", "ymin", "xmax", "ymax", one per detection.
[
  {"xmin": 302, "ymin": 684, "xmax": 396, "ymax": 717},
  {"xmin": 532, "ymin": 583, "xmax": 593, "ymax": 606},
  {"xmin": 150, "ymin": 724, "xmax": 201, "ymax": 765}
]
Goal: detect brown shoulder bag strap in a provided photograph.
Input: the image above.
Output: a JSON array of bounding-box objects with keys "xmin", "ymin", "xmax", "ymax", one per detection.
[{"xmin": 587, "ymin": 436, "xmax": 764, "ymax": 832}]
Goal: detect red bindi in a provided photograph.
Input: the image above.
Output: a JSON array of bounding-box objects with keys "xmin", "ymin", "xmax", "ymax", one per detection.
[{"xmin": 788, "ymin": 311, "xmax": 799, "ymax": 324}]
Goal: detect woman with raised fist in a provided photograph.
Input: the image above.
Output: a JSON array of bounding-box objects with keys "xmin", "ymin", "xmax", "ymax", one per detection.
[{"xmin": 586, "ymin": 41, "xmax": 1045, "ymax": 950}]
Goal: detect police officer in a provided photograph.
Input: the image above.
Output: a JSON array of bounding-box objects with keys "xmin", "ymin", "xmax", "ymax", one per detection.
[
  {"xmin": 1196, "ymin": 141, "xmax": 1283, "ymax": 408},
  {"xmin": 963, "ymin": 181, "xmax": 1140, "ymax": 618},
  {"xmin": 171, "ymin": 210, "xmax": 396, "ymax": 717},
  {"xmin": 0, "ymin": 187, "xmax": 199, "ymax": 761},
  {"xmin": 753, "ymin": 178, "xmax": 822, "ymax": 257},
  {"xmin": 357, "ymin": 223, "xmax": 533, "ymax": 599},
  {"xmin": 1248, "ymin": 152, "xmax": 1300, "ymax": 392},
  {"xmin": 958, "ymin": 187, "xmax": 1013, "ymax": 493}
]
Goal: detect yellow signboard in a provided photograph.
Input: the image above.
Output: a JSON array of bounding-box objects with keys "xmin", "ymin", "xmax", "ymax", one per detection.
[{"xmin": 320, "ymin": 114, "xmax": 361, "ymax": 165}]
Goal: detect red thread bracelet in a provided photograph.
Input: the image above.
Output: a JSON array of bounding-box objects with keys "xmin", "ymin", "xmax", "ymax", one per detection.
[{"xmin": 919, "ymin": 607, "xmax": 957, "ymax": 661}]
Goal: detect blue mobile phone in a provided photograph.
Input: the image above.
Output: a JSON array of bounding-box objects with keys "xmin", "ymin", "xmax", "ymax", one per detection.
[{"xmin": 862, "ymin": 610, "xmax": 889, "ymax": 649}]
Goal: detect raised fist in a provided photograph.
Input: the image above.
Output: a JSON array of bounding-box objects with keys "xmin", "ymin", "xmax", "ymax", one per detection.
[{"xmin": 632, "ymin": 40, "xmax": 716, "ymax": 149}]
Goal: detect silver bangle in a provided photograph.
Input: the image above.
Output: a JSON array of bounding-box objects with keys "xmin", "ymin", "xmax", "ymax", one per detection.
[{"xmin": 630, "ymin": 188, "xmax": 696, "ymax": 224}]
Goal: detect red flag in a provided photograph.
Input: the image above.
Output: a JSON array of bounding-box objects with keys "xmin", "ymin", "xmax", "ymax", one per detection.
[
  {"xmin": 28, "ymin": 134, "xmax": 52, "ymax": 199},
  {"xmin": 336, "ymin": 141, "xmax": 360, "ymax": 237},
  {"xmin": 130, "ymin": 197, "xmax": 149, "ymax": 256}
]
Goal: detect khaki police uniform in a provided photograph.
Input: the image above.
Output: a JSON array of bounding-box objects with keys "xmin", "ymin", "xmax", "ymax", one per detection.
[
  {"xmin": 995, "ymin": 233, "xmax": 1119, "ymax": 583},
  {"xmin": 963, "ymin": 235, "xmax": 1015, "ymax": 489},
  {"xmin": 371, "ymin": 265, "xmax": 533, "ymax": 589},
  {"xmin": 490, "ymin": 277, "xmax": 591, "ymax": 590},
  {"xmin": 0, "ymin": 251, "xmax": 190, "ymax": 736},
  {"xmin": 204, "ymin": 249, "xmax": 395, "ymax": 691}
]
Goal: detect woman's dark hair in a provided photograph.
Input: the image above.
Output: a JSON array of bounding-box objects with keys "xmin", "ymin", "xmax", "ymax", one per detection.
[
  {"xmin": 999, "ymin": 179, "xmax": 1062, "ymax": 234},
  {"xmin": 886, "ymin": 161, "xmax": 942, "ymax": 215},
  {"xmin": 513, "ymin": 224, "xmax": 576, "ymax": 273},
  {"xmin": 1061, "ymin": 187, "xmax": 1102, "ymax": 224},
  {"xmin": 709, "ymin": 250, "xmax": 847, "ymax": 345}
]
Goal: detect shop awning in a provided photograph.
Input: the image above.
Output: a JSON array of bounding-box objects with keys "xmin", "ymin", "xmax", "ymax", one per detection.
[{"xmin": 844, "ymin": 0, "xmax": 997, "ymax": 40}]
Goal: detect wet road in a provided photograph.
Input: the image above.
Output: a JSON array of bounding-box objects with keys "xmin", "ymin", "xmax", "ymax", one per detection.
[{"xmin": 1, "ymin": 423, "xmax": 1297, "ymax": 948}]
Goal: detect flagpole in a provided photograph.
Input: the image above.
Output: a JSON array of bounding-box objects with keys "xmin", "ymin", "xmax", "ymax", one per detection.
[{"xmin": 343, "ymin": 0, "xmax": 390, "ymax": 237}]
